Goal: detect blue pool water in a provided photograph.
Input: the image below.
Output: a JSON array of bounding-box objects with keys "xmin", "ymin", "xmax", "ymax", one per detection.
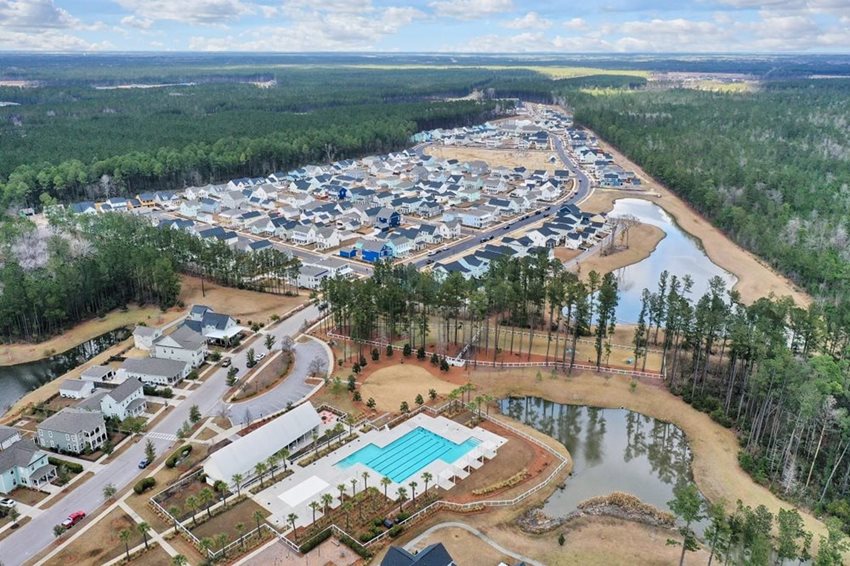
[{"xmin": 337, "ymin": 427, "xmax": 480, "ymax": 482}]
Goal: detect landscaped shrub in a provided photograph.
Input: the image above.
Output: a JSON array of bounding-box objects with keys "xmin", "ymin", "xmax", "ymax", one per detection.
[
  {"xmin": 133, "ymin": 477, "xmax": 156, "ymax": 494},
  {"xmin": 165, "ymin": 445, "xmax": 192, "ymax": 468},
  {"xmin": 388, "ymin": 524, "xmax": 404, "ymax": 538},
  {"xmin": 48, "ymin": 457, "xmax": 83, "ymax": 474},
  {"xmin": 339, "ymin": 534, "xmax": 372, "ymax": 559},
  {"xmin": 298, "ymin": 528, "xmax": 332, "ymax": 553}
]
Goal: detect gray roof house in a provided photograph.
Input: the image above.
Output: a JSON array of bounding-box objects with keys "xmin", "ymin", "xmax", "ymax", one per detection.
[
  {"xmin": 0, "ymin": 439, "xmax": 56, "ymax": 494},
  {"xmin": 77, "ymin": 378, "xmax": 147, "ymax": 421},
  {"xmin": 0, "ymin": 426, "xmax": 22, "ymax": 450},
  {"xmin": 122, "ymin": 358, "xmax": 190, "ymax": 386},
  {"xmin": 37, "ymin": 408, "xmax": 107, "ymax": 454}
]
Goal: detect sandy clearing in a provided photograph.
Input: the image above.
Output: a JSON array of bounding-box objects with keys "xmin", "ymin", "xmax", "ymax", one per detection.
[
  {"xmin": 469, "ymin": 367, "xmax": 831, "ymax": 548},
  {"xmin": 573, "ymin": 222, "xmax": 666, "ymax": 277},
  {"xmin": 578, "ymin": 133, "xmax": 811, "ymax": 307},
  {"xmin": 425, "ymin": 146, "xmax": 558, "ymax": 173},
  {"xmin": 360, "ymin": 364, "xmax": 457, "ymax": 410}
]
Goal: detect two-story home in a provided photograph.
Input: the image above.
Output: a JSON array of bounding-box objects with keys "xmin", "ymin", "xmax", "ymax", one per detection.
[
  {"xmin": 133, "ymin": 325, "xmax": 163, "ymax": 350},
  {"xmin": 37, "ymin": 408, "xmax": 107, "ymax": 454},
  {"xmin": 152, "ymin": 326, "xmax": 207, "ymax": 368},
  {"xmin": 0, "ymin": 438, "xmax": 56, "ymax": 494},
  {"xmin": 77, "ymin": 378, "xmax": 146, "ymax": 421}
]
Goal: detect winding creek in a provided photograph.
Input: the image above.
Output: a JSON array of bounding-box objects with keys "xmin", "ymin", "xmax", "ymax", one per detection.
[
  {"xmin": 500, "ymin": 396, "xmax": 706, "ymax": 530},
  {"xmin": 610, "ymin": 198, "xmax": 737, "ymax": 323},
  {"xmin": 0, "ymin": 327, "xmax": 130, "ymax": 414}
]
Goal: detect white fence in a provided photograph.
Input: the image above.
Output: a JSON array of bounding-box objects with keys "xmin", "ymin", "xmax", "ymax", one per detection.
[{"xmin": 327, "ymin": 329, "xmax": 662, "ymax": 379}]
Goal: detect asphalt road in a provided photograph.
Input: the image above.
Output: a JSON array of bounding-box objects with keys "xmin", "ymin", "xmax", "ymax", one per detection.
[
  {"xmin": 0, "ymin": 305, "xmax": 322, "ymax": 566},
  {"xmin": 411, "ymin": 134, "xmax": 592, "ymax": 269}
]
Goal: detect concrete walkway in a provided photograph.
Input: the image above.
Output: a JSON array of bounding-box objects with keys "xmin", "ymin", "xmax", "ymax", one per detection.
[{"xmin": 404, "ymin": 521, "xmax": 544, "ymax": 566}]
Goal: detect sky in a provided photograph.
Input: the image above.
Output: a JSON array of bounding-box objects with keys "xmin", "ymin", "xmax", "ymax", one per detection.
[{"xmin": 1, "ymin": 0, "xmax": 850, "ymax": 53}]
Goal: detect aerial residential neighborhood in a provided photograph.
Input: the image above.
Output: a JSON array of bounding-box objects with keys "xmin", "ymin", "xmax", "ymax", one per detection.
[{"xmin": 2, "ymin": 13, "xmax": 850, "ymax": 566}]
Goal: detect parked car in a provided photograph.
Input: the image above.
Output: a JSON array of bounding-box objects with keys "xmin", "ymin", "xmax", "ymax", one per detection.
[
  {"xmin": 427, "ymin": 250, "xmax": 438, "ymax": 256},
  {"xmin": 138, "ymin": 459, "xmax": 149, "ymax": 469},
  {"xmin": 383, "ymin": 518, "xmax": 394, "ymax": 528},
  {"xmin": 534, "ymin": 210, "xmax": 542, "ymax": 215},
  {"xmin": 257, "ymin": 352, "xmax": 266, "ymax": 361},
  {"xmin": 61, "ymin": 511, "xmax": 86, "ymax": 529},
  {"xmin": 220, "ymin": 358, "xmax": 231, "ymax": 368},
  {"xmin": 0, "ymin": 498, "xmax": 15, "ymax": 509}
]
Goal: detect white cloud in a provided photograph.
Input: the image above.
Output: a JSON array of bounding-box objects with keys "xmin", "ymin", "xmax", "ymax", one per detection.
[
  {"xmin": 0, "ymin": 30, "xmax": 108, "ymax": 51},
  {"xmin": 0, "ymin": 0, "xmax": 80, "ymax": 29},
  {"xmin": 190, "ymin": 2, "xmax": 424, "ymax": 51},
  {"xmin": 115, "ymin": 0, "xmax": 253, "ymax": 25},
  {"xmin": 120, "ymin": 15, "xmax": 154, "ymax": 29},
  {"xmin": 503, "ymin": 11, "xmax": 551, "ymax": 30},
  {"xmin": 563, "ymin": 17, "xmax": 586, "ymax": 30},
  {"xmin": 429, "ymin": 0, "xmax": 513, "ymax": 20}
]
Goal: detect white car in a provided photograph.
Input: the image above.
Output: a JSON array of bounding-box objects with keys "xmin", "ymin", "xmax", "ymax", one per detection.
[
  {"xmin": 257, "ymin": 352, "xmax": 266, "ymax": 361},
  {"xmin": 0, "ymin": 498, "xmax": 15, "ymax": 509}
]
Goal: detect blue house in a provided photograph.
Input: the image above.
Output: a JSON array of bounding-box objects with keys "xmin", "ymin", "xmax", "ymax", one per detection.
[
  {"xmin": 376, "ymin": 207, "xmax": 401, "ymax": 230},
  {"xmin": 339, "ymin": 245, "xmax": 358, "ymax": 259},
  {"xmin": 360, "ymin": 240, "xmax": 392, "ymax": 263}
]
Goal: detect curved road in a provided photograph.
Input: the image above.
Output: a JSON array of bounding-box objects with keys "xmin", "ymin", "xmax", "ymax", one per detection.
[{"xmin": 0, "ymin": 304, "xmax": 324, "ymax": 566}]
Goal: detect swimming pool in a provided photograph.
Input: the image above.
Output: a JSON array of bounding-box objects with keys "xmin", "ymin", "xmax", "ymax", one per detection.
[{"xmin": 336, "ymin": 427, "xmax": 480, "ymax": 483}]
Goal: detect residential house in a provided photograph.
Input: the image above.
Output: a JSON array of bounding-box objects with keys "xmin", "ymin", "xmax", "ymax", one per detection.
[
  {"xmin": 152, "ymin": 326, "xmax": 207, "ymax": 368},
  {"xmin": 381, "ymin": 542, "xmax": 455, "ymax": 566},
  {"xmin": 179, "ymin": 200, "xmax": 202, "ymax": 218},
  {"xmin": 297, "ymin": 265, "xmax": 329, "ymax": 290},
  {"xmin": 122, "ymin": 358, "xmax": 190, "ymax": 386},
  {"xmin": 77, "ymin": 378, "xmax": 146, "ymax": 421},
  {"xmin": 360, "ymin": 240, "xmax": 392, "ymax": 263},
  {"xmin": 59, "ymin": 379, "xmax": 95, "ymax": 400},
  {"xmin": 315, "ymin": 226, "xmax": 341, "ymax": 250},
  {"xmin": 0, "ymin": 427, "xmax": 21, "ymax": 451},
  {"xmin": 37, "ymin": 408, "xmax": 107, "ymax": 454},
  {"xmin": 183, "ymin": 306, "xmax": 242, "ymax": 345},
  {"xmin": 221, "ymin": 190, "xmax": 247, "ymax": 210},
  {"xmin": 80, "ymin": 365, "xmax": 117, "ymax": 383},
  {"xmin": 133, "ymin": 326, "xmax": 162, "ymax": 350},
  {"xmin": 0, "ymin": 439, "xmax": 56, "ymax": 494}
]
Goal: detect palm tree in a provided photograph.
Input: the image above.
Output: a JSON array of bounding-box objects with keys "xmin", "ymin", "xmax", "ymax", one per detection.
[
  {"xmin": 137, "ymin": 521, "xmax": 151, "ymax": 550},
  {"xmin": 168, "ymin": 506, "xmax": 181, "ymax": 533},
  {"xmin": 215, "ymin": 533, "xmax": 229, "ymax": 556},
  {"xmin": 408, "ymin": 481, "xmax": 418, "ymax": 503},
  {"xmin": 235, "ymin": 522, "xmax": 246, "ymax": 549},
  {"xmin": 214, "ymin": 479, "xmax": 229, "ymax": 508},
  {"xmin": 171, "ymin": 555, "xmax": 188, "ymax": 566},
  {"xmin": 381, "ymin": 476, "xmax": 392, "ymax": 499},
  {"xmin": 118, "ymin": 528, "xmax": 132, "ymax": 561},
  {"xmin": 185, "ymin": 495, "xmax": 199, "ymax": 526},
  {"xmin": 199, "ymin": 537, "xmax": 214, "ymax": 558},
  {"xmin": 199, "ymin": 487, "xmax": 214, "ymax": 519},
  {"xmin": 312, "ymin": 430, "xmax": 319, "ymax": 455},
  {"xmin": 267, "ymin": 453, "xmax": 280, "ymax": 481},
  {"xmin": 321, "ymin": 492, "xmax": 334, "ymax": 515},
  {"xmin": 361, "ymin": 470, "xmax": 370, "ymax": 492},
  {"xmin": 287, "ymin": 513, "xmax": 299, "ymax": 540},
  {"xmin": 309, "ymin": 501, "xmax": 320, "ymax": 525},
  {"xmin": 421, "ymin": 472, "xmax": 433, "ymax": 494},
  {"xmin": 254, "ymin": 461, "xmax": 268, "ymax": 488},
  {"xmin": 350, "ymin": 477, "xmax": 358, "ymax": 497},
  {"xmin": 396, "ymin": 487, "xmax": 408, "ymax": 512},
  {"xmin": 231, "ymin": 472, "xmax": 244, "ymax": 497},
  {"xmin": 341, "ymin": 502, "xmax": 353, "ymax": 530},
  {"xmin": 252, "ymin": 510, "xmax": 265, "ymax": 537},
  {"xmin": 281, "ymin": 448, "xmax": 290, "ymax": 471}
]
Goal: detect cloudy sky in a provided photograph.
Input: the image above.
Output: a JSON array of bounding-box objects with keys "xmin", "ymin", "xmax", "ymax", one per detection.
[{"xmin": 1, "ymin": 0, "xmax": 850, "ymax": 53}]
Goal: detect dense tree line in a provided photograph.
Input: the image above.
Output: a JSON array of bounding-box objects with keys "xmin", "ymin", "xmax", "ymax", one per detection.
[
  {"xmin": 565, "ymin": 80, "xmax": 850, "ymax": 300},
  {"xmin": 634, "ymin": 270, "xmax": 850, "ymax": 538},
  {"xmin": 0, "ymin": 213, "xmax": 300, "ymax": 342}
]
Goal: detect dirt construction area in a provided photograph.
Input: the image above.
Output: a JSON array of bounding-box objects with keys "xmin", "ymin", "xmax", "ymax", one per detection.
[{"xmin": 425, "ymin": 146, "xmax": 557, "ymax": 173}]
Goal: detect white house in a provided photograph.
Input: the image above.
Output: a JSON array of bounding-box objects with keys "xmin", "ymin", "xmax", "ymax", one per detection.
[
  {"xmin": 122, "ymin": 358, "xmax": 190, "ymax": 386},
  {"xmin": 59, "ymin": 379, "xmax": 95, "ymax": 400},
  {"xmin": 80, "ymin": 365, "xmax": 117, "ymax": 383},
  {"xmin": 152, "ymin": 326, "xmax": 207, "ymax": 368},
  {"xmin": 297, "ymin": 265, "xmax": 329, "ymax": 290},
  {"xmin": 133, "ymin": 326, "xmax": 162, "ymax": 351},
  {"xmin": 81, "ymin": 378, "xmax": 146, "ymax": 421}
]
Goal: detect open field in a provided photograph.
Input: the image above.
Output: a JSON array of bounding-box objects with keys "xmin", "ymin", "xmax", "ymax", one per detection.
[
  {"xmin": 178, "ymin": 276, "xmax": 309, "ymax": 323},
  {"xmin": 577, "ymin": 133, "xmax": 811, "ymax": 307},
  {"xmin": 361, "ymin": 364, "xmax": 458, "ymax": 411},
  {"xmin": 406, "ymin": 526, "xmax": 513, "ymax": 564},
  {"xmin": 352, "ymin": 64, "xmax": 650, "ymax": 80},
  {"xmin": 573, "ymin": 223, "xmax": 666, "ymax": 276},
  {"xmin": 1, "ymin": 305, "xmax": 176, "ymax": 366},
  {"xmin": 425, "ymin": 146, "xmax": 557, "ymax": 172},
  {"xmin": 50, "ymin": 507, "xmax": 142, "ymax": 564},
  {"xmin": 470, "ymin": 367, "xmax": 831, "ymax": 548}
]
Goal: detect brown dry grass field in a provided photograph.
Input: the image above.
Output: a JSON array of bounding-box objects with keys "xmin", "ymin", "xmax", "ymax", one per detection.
[
  {"xmin": 577, "ymin": 134, "xmax": 810, "ymax": 307},
  {"xmin": 470, "ymin": 367, "xmax": 831, "ymax": 549},
  {"xmin": 425, "ymin": 146, "xmax": 557, "ymax": 173},
  {"xmin": 51, "ymin": 507, "xmax": 142, "ymax": 565},
  {"xmin": 1, "ymin": 275, "xmax": 307, "ymax": 368},
  {"xmin": 574, "ymin": 223, "xmax": 666, "ymax": 276},
  {"xmin": 361, "ymin": 365, "xmax": 458, "ymax": 411},
  {"xmin": 190, "ymin": 498, "xmax": 269, "ymax": 542}
]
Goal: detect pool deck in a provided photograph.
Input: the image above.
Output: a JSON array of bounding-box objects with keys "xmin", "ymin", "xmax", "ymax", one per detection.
[{"xmin": 251, "ymin": 414, "xmax": 507, "ymax": 530}]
